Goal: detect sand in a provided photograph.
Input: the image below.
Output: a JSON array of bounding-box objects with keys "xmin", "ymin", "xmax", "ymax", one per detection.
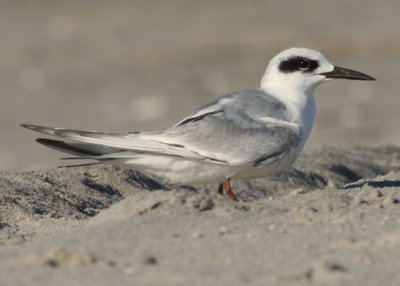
[{"xmin": 1, "ymin": 146, "xmax": 400, "ymax": 285}]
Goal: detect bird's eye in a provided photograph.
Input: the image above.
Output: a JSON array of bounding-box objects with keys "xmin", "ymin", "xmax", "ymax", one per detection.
[
  {"xmin": 298, "ymin": 59, "xmax": 311, "ymax": 70},
  {"xmin": 278, "ymin": 57, "xmax": 319, "ymax": 73}
]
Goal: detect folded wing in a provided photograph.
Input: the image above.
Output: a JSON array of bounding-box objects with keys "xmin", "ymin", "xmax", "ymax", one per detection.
[{"xmin": 21, "ymin": 89, "xmax": 302, "ymax": 167}]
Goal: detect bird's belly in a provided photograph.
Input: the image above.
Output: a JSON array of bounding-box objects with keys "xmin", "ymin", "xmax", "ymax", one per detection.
[
  {"xmin": 112, "ymin": 149, "xmax": 298, "ymax": 185},
  {"xmin": 113, "ymin": 156, "xmax": 243, "ymax": 185}
]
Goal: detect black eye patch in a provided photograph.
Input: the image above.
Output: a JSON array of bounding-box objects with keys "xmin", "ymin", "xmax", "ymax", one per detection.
[{"xmin": 278, "ymin": 57, "xmax": 319, "ymax": 73}]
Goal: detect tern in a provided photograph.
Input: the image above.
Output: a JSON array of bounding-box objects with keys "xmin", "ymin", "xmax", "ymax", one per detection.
[{"xmin": 22, "ymin": 48, "xmax": 375, "ymax": 202}]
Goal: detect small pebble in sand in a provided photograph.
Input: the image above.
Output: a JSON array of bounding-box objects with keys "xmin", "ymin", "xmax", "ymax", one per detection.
[
  {"xmin": 219, "ymin": 226, "xmax": 229, "ymax": 235},
  {"xmin": 192, "ymin": 232, "xmax": 204, "ymax": 238},
  {"xmin": 143, "ymin": 256, "xmax": 158, "ymax": 265}
]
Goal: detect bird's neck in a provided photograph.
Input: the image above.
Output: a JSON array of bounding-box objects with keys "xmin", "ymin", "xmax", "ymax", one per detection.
[
  {"xmin": 264, "ymin": 82, "xmax": 314, "ymax": 115},
  {"xmin": 261, "ymin": 84, "xmax": 316, "ymax": 143}
]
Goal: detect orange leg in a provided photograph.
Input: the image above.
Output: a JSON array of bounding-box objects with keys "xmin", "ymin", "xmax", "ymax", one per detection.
[{"xmin": 221, "ymin": 178, "xmax": 239, "ymax": 202}]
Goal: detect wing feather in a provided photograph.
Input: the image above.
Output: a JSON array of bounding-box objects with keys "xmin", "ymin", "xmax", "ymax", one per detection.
[{"xmin": 21, "ymin": 89, "xmax": 301, "ymax": 166}]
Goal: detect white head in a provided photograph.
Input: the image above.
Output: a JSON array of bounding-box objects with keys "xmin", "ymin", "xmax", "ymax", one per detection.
[{"xmin": 261, "ymin": 47, "xmax": 375, "ymax": 95}]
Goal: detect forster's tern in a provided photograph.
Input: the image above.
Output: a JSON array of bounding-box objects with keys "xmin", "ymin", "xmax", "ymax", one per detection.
[{"xmin": 22, "ymin": 48, "xmax": 375, "ymax": 201}]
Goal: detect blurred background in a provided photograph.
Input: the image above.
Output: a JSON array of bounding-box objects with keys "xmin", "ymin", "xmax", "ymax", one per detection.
[{"xmin": 1, "ymin": 0, "xmax": 399, "ymax": 171}]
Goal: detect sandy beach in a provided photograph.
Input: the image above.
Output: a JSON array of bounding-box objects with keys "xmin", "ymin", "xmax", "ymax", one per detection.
[{"xmin": 1, "ymin": 146, "xmax": 400, "ymax": 285}]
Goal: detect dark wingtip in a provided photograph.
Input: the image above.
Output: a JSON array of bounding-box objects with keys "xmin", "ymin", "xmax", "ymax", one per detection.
[
  {"xmin": 36, "ymin": 138, "xmax": 103, "ymax": 157},
  {"xmin": 36, "ymin": 138, "xmax": 64, "ymax": 149},
  {"xmin": 36, "ymin": 138, "xmax": 67, "ymax": 149},
  {"xmin": 36, "ymin": 138, "xmax": 53, "ymax": 145}
]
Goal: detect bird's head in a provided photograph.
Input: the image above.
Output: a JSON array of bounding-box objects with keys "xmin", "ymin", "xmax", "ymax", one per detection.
[{"xmin": 261, "ymin": 47, "xmax": 375, "ymax": 95}]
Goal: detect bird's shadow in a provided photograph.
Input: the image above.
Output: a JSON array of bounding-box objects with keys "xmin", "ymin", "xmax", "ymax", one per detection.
[{"xmin": 341, "ymin": 180, "xmax": 400, "ymax": 189}]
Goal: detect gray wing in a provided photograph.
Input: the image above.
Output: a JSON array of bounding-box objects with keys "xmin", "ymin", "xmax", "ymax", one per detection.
[
  {"xmin": 146, "ymin": 89, "xmax": 302, "ymax": 165},
  {"xmin": 175, "ymin": 88, "xmax": 287, "ymax": 126},
  {"xmin": 22, "ymin": 89, "xmax": 302, "ymax": 166}
]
